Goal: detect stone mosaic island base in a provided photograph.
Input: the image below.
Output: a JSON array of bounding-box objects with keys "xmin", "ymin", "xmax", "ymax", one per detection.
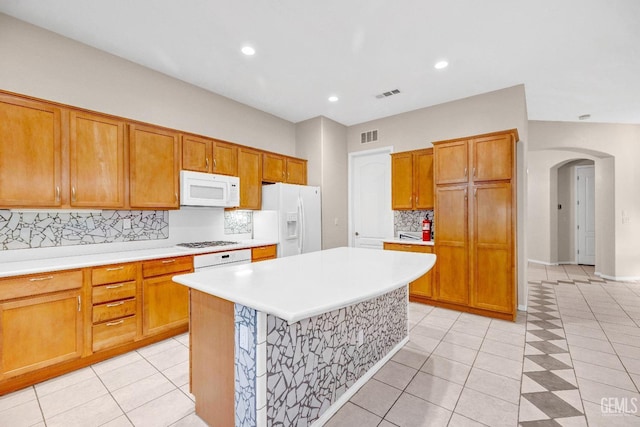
[{"xmin": 190, "ymin": 287, "xmax": 408, "ymax": 427}]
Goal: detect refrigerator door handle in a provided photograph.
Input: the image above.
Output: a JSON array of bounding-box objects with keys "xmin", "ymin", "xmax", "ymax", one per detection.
[
  {"xmin": 299, "ymin": 195, "xmax": 305, "ymax": 253},
  {"xmin": 296, "ymin": 196, "xmax": 303, "ymax": 254}
]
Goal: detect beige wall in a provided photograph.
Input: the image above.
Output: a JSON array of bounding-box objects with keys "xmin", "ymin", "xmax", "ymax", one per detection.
[
  {"xmin": 347, "ymin": 85, "xmax": 527, "ymax": 153},
  {"xmin": 0, "ymin": 13, "xmax": 296, "ymax": 155},
  {"xmin": 296, "ymin": 117, "xmax": 348, "ymax": 249},
  {"xmin": 529, "ymin": 120, "xmax": 640, "ymax": 279},
  {"xmin": 347, "ymin": 85, "xmax": 529, "ymax": 308}
]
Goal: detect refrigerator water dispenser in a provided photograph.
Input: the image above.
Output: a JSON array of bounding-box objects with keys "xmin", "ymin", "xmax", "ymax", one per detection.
[{"xmin": 286, "ymin": 212, "xmax": 298, "ymax": 239}]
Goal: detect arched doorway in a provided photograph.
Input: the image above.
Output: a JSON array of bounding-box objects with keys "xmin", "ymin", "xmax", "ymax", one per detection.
[{"xmin": 527, "ymin": 148, "xmax": 614, "ymax": 276}]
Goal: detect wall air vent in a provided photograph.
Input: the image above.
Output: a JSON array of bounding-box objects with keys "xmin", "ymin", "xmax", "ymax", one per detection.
[
  {"xmin": 360, "ymin": 129, "xmax": 378, "ymax": 144},
  {"xmin": 375, "ymin": 89, "xmax": 401, "ymax": 99}
]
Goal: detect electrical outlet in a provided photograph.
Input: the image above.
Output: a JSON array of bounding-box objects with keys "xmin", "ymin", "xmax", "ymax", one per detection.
[
  {"xmin": 357, "ymin": 330, "xmax": 364, "ymax": 346},
  {"xmin": 123, "ymin": 218, "xmax": 132, "ymax": 229},
  {"xmin": 334, "ymin": 217, "xmax": 339, "ymax": 226}
]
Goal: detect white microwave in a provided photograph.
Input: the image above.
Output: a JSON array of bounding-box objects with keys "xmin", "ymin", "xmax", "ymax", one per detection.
[{"xmin": 180, "ymin": 171, "xmax": 240, "ymax": 208}]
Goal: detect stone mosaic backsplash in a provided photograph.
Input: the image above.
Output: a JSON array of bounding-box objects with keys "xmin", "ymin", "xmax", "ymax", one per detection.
[
  {"xmin": 265, "ymin": 286, "xmax": 408, "ymax": 425},
  {"xmin": 225, "ymin": 210, "xmax": 253, "ymax": 235},
  {"xmin": 394, "ymin": 209, "xmax": 434, "ymax": 238},
  {"xmin": 0, "ymin": 210, "xmax": 168, "ymax": 250}
]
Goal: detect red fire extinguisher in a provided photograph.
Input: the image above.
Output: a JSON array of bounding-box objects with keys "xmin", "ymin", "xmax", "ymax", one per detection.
[{"xmin": 422, "ymin": 218, "xmax": 431, "ymax": 241}]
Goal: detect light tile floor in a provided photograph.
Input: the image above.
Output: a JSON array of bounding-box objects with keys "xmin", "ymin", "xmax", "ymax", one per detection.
[{"xmin": 1, "ymin": 263, "xmax": 639, "ymax": 426}]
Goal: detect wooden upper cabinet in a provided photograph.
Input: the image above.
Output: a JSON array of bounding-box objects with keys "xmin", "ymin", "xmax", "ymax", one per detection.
[
  {"xmin": 238, "ymin": 147, "xmax": 262, "ymax": 209},
  {"xmin": 129, "ymin": 124, "xmax": 180, "ymax": 209},
  {"xmin": 70, "ymin": 112, "xmax": 125, "ymax": 208},
  {"xmin": 0, "ymin": 94, "xmax": 62, "ymax": 207},
  {"xmin": 471, "ymin": 133, "xmax": 514, "ymax": 182},
  {"xmin": 286, "ymin": 158, "xmax": 307, "ymax": 185},
  {"xmin": 414, "ymin": 149, "xmax": 434, "ymax": 209},
  {"xmin": 391, "ymin": 152, "xmax": 413, "ymax": 209},
  {"xmin": 391, "ymin": 149, "xmax": 433, "ymax": 210},
  {"xmin": 182, "ymin": 134, "xmax": 212, "ymax": 173},
  {"xmin": 263, "ymin": 153, "xmax": 286, "ymax": 183},
  {"xmin": 212, "ymin": 140, "xmax": 238, "ymax": 176},
  {"xmin": 434, "ymin": 140, "xmax": 468, "ymax": 185}
]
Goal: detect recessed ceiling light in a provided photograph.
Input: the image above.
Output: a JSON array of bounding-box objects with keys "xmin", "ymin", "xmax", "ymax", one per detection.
[
  {"xmin": 241, "ymin": 46, "xmax": 255, "ymax": 56},
  {"xmin": 578, "ymin": 114, "xmax": 591, "ymax": 120},
  {"xmin": 434, "ymin": 60, "xmax": 449, "ymax": 70},
  {"xmin": 328, "ymin": 96, "xmax": 339, "ymax": 102}
]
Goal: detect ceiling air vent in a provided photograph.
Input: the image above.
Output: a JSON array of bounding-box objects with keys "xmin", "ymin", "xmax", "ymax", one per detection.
[
  {"xmin": 375, "ymin": 89, "xmax": 401, "ymax": 99},
  {"xmin": 361, "ymin": 129, "xmax": 378, "ymax": 144}
]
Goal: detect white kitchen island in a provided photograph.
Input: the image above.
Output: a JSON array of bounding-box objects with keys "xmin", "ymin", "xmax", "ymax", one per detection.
[{"xmin": 173, "ymin": 247, "xmax": 436, "ymax": 427}]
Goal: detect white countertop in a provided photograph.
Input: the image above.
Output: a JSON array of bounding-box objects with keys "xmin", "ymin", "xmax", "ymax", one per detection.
[
  {"xmin": 0, "ymin": 240, "xmax": 278, "ymax": 278},
  {"xmin": 173, "ymin": 247, "xmax": 436, "ymax": 324}
]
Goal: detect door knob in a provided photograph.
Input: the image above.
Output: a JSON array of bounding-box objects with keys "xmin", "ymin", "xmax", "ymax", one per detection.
[{"xmin": 355, "ymin": 232, "xmax": 359, "ymax": 236}]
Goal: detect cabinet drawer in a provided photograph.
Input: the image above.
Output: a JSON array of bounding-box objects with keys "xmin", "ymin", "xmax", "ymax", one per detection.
[
  {"xmin": 92, "ymin": 280, "xmax": 136, "ymax": 304},
  {"xmin": 92, "ymin": 315, "xmax": 136, "ymax": 352},
  {"xmin": 384, "ymin": 242, "xmax": 433, "ymax": 253},
  {"xmin": 93, "ymin": 298, "xmax": 137, "ymax": 323},
  {"xmin": 251, "ymin": 245, "xmax": 277, "ymax": 261},
  {"xmin": 92, "ymin": 264, "xmax": 137, "ymax": 286},
  {"xmin": 0, "ymin": 270, "xmax": 82, "ymax": 301},
  {"xmin": 142, "ymin": 256, "xmax": 193, "ymax": 278}
]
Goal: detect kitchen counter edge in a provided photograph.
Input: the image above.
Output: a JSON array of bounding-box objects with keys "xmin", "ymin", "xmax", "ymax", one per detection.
[
  {"xmin": 0, "ymin": 240, "xmax": 278, "ymax": 278},
  {"xmin": 382, "ymin": 238, "xmax": 435, "ymax": 246}
]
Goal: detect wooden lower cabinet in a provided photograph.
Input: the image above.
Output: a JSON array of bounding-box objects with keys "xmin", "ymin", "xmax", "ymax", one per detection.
[
  {"xmin": 1, "ymin": 289, "xmax": 83, "ymax": 380},
  {"xmin": 0, "ymin": 255, "xmax": 195, "ymax": 394},
  {"xmin": 383, "ymin": 242, "xmax": 434, "ymax": 302},
  {"xmin": 142, "ymin": 256, "xmax": 193, "ymax": 336},
  {"xmin": 143, "ymin": 276, "xmax": 189, "ymax": 336},
  {"xmin": 251, "ymin": 244, "xmax": 277, "ymax": 262},
  {"xmin": 434, "ymin": 185, "xmax": 469, "ymax": 305},
  {"xmin": 471, "ymin": 182, "xmax": 513, "ymax": 313}
]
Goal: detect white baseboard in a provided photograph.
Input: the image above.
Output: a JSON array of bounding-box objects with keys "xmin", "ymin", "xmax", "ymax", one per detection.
[
  {"xmin": 596, "ymin": 272, "xmax": 640, "ymax": 282},
  {"xmin": 312, "ymin": 336, "xmax": 409, "ymax": 426},
  {"xmin": 557, "ymin": 261, "xmax": 578, "ymax": 265},
  {"xmin": 518, "ymin": 304, "xmax": 527, "ymax": 312},
  {"xmin": 528, "ymin": 259, "xmax": 558, "ymax": 266}
]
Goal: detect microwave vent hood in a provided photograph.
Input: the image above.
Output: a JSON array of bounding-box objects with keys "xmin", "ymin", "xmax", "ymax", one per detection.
[{"xmin": 180, "ymin": 170, "xmax": 240, "ymax": 208}]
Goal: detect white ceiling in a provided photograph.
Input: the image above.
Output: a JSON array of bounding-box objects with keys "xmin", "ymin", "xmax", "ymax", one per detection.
[{"xmin": 1, "ymin": 0, "xmax": 639, "ymax": 126}]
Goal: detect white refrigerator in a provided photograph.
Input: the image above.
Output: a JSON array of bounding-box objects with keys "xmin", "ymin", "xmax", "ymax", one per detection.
[{"xmin": 253, "ymin": 183, "xmax": 321, "ymax": 257}]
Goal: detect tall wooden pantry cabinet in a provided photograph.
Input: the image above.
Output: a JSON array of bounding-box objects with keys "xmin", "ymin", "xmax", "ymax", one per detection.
[{"xmin": 433, "ymin": 129, "xmax": 518, "ymax": 321}]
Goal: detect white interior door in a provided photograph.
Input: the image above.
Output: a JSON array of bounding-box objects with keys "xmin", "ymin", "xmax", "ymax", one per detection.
[
  {"xmin": 349, "ymin": 148, "xmax": 393, "ymax": 249},
  {"xmin": 577, "ymin": 165, "xmax": 595, "ymax": 265}
]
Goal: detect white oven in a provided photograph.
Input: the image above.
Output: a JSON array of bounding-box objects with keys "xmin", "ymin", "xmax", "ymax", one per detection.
[{"xmin": 180, "ymin": 170, "xmax": 240, "ymax": 208}]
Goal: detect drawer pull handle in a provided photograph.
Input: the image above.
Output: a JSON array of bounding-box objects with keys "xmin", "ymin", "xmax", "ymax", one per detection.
[
  {"xmin": 106, "ymin": 301, "xmax": 125, "ymax": 307},
  {"xmin": 105, "ymin": 284, "xmax": 124, "ymax": 289},
  {"xmin": 106, "ymin": 266, "xmax": 124, "ymax": 271},
  {"xmin": 106, "ymin": 320, "xmax": 124, "ymax": 327},
  {"xmin": 29, "ymin": 275, "xmax": 54, "ymax": 282},
  {"xmin": 162, "ymin": 259, "xmax": 176, "ymax": 264}
]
